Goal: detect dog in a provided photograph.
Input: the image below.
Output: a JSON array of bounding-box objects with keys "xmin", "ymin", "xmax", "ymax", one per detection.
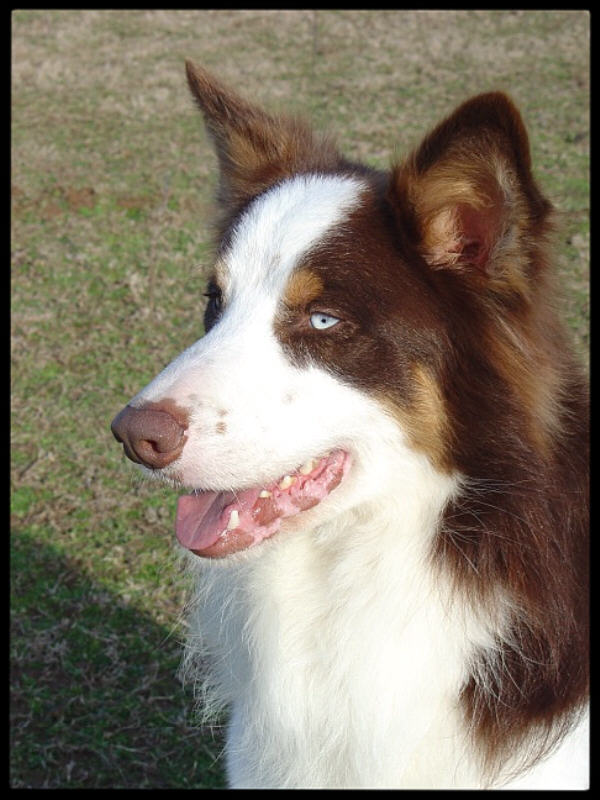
[{"xmin": 111, "ymin": 63, "xmax": 589, "ymax": 789}]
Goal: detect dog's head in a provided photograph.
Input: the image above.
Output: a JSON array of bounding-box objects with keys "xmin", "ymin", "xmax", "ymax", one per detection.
[{"xmin": 112, "ymin": 63, "xmax": 553, "ymax": 558}]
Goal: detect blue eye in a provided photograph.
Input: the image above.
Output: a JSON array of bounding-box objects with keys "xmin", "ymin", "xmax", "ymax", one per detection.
[{"xmin": 310, "ymin": 312, "xmax": 340, "ymax": 330}]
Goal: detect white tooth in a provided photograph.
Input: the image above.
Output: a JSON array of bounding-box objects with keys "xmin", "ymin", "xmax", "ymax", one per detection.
[
  {"xmin": 279, "ymin": 475, "xmax": 295, "ymax": 490},
  {"xmin": 227, "ymin": 509, "xmax": 239, "ymax": 530},
  {"xmin": 259, "ymin": 490, "xmax": 272, "ymax": 498},
  {"xmin": 299, "ymin": 459, "xmax": 315, "ymax": 475}
]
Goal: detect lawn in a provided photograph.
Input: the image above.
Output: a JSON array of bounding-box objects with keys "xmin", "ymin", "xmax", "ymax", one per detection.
[{"xmin": 11, "ymin": 9, "xmax": 589, "ymax": 788}]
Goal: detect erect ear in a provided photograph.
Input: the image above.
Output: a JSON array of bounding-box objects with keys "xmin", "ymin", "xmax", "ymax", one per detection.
[
  {"xmin": 185, "ymin": 61, "xmax": 341, "ymax": 214},
  {"xmin": 389, "ymin": 92, "xmax": 552, "ymax": 294}
]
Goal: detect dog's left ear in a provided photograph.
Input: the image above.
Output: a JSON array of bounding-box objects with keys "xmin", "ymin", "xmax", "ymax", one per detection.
[
  {"xmin": 185, "ymin": 61, "xmax": 340, "ymax": 215},
  {"xmin": 389, "ymin": 92, "xmax": 552, "ymax": 295}
]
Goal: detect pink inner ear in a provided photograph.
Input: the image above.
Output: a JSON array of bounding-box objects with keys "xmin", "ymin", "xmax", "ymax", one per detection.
[{"xmin": 454, "ymin": 202, "xmax": 500, "ymax": 273}]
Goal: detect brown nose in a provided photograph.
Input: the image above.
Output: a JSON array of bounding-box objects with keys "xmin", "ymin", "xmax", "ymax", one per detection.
[{"xmin": 111, "ymin": 403, "xmax": 188, "ymax": 469}]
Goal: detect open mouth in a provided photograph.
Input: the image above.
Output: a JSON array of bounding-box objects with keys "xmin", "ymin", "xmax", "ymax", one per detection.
[{"xmin": 175, "ymin": 449, "xmax": 351, "ymax": 558}]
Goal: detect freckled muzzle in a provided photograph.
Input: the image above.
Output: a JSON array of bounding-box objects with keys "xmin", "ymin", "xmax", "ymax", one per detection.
[{"xmin": 111, "ymin": 398, "xmax": 352, "ymax": 558}]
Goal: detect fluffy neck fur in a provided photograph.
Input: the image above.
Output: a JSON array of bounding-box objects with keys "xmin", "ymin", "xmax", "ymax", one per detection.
[
  {"xmin": 180, "ymin": 456, "xmax": 504, "ymax": 789},
  {"xmin": 180, "ymin": 411, "xmax": 587, "ymax": 789}
]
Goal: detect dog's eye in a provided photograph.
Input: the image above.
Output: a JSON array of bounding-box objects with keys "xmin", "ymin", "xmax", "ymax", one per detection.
[
  {"xmin": 203, "ymin": 283, "xmax": 223, "ymax": 331},
  {"xmin": 203, "ymin": 285, "xmax": 223, "ymax": 311},
  {"xmin": 310, "ymin": 312, "xmax": 340, "ymax": 330}
]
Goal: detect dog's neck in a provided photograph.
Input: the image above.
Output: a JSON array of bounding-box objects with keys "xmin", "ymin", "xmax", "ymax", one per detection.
[{"xmin": 182, "ymin": 476, "xmax": 496, "ymax": 788}]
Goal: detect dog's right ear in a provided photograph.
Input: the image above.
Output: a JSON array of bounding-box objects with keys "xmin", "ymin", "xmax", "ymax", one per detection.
[{"xmin": 185, "ymin": 61, "xmax": 340, "ymax": 215}]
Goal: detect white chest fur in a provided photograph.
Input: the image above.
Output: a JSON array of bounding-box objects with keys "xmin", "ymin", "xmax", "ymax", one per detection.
[{"xmin": 182, "ymin": 480, "xmax": 497, "ymax": 789}]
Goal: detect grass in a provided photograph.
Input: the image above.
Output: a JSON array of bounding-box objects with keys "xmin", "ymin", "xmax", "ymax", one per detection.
[
  {"xmin": 11, "ymin": 530, "xmax": 225, "ymax": 788},
  {"xmin": 11, "ymin": 9, "xmax": 589, "ymax": 789}
]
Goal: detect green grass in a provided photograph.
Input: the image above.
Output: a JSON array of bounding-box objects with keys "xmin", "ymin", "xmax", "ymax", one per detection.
[
  {"xmin": 11, "ymin": 9, "xmax": 589, "ymax": 789},
  {"xmin": 11, "ymin": 531, "xmax": 226, "ymax": 789}
]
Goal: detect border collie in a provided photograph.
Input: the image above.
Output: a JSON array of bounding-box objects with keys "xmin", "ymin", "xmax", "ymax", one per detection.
[{"xmin": 111, "ymin": 63, "xmax": 589, "ymax": 789}]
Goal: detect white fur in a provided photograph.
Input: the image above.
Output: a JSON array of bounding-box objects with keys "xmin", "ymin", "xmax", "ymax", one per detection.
[
  {"xmin": 132, "ymin": 175, "xmax": 367, "ymax": 493},
  {"xmin": 182, "ymin": 466, "xmax": 487, "ymax": 789},
  {"xmin": 131, "ymin": 175, "xmax": 588, "ymax": 788}
]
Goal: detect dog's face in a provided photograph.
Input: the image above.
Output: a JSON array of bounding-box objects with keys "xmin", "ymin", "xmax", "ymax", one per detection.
[
  {"xmin": 112, "ymin": 63, "xmax": 553, "ymax": 558},
  {"xmin": 136, "ymin": 173, "xmax": 369, "ymax": 492},
  {"xmin": 122, "ymin": 171, "xmax": 435, "ymax": 557}
]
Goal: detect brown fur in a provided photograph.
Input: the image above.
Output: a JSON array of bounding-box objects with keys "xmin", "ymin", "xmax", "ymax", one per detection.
[
  {"xmin": 283, "ymin": 268, "xmax": 325, "ymax": 310},
  {"xmin": 187, "ymin": 65, "xmax": 588, "ymax": 782},
  {"xmin": 185, "ymin": 61, "xmax": 341, "ymax": 235},
  {"xmin": 394, "ymin": 364, "xmax": 452, "ymax": 472},
  {"xmin": 393, "ymin": 93, "xmax": 589, "ymax": 777}
]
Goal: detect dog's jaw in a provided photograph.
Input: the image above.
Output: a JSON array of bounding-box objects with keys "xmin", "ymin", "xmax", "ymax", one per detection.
[{"xmin": 175, "ymin": 449, "xmax": 352, "ymax": 557}]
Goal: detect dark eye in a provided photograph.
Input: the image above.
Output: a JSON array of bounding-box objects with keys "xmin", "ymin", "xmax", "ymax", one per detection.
[
  {"xmin": 203, "ymin": 282, "xmax": 223, "ymax": 331},
  {"xmin": 203, "ymin": 284, "xmax": 223, "ymax": 311}
]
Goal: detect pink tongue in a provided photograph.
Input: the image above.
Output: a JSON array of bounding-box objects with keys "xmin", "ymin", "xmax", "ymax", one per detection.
[
  {"xmin": 175, "ymin": 487, "xmax": 263, "ymax": 553},
  {"xmin": 175, "ymin": 450, "xmax": 349, "ymax": 557}
]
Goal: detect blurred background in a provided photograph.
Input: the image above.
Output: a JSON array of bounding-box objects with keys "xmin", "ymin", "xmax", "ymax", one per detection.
[{"xmin": 11, "ymin": 9, "xmax": 589, "ymax": 789}]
